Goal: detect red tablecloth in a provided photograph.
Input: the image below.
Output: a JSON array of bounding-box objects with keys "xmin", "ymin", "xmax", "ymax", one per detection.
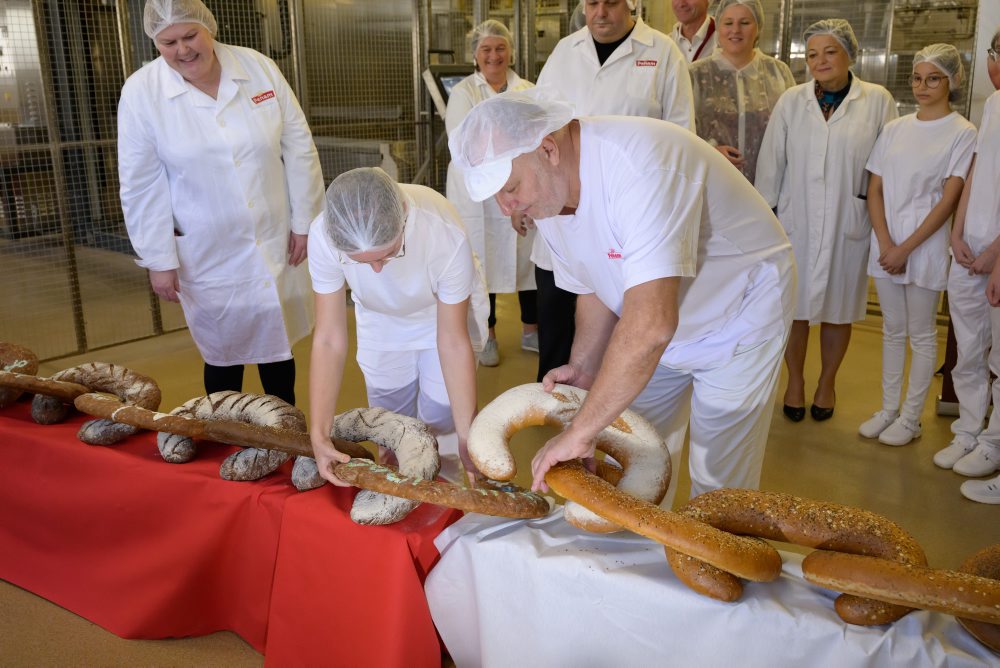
[{"xmin": 0, "ymin": 400, "xmax": 460, "ymax": 666}]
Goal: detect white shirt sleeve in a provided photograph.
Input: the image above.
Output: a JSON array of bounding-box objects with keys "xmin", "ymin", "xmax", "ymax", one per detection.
[
  {"xmin": 865, "ymin": 124, "xmax": 889, "ymax": 177},
  {"xmin": 948, "ymin": 124, "xmax": 977, "ymax": 179},
  {"xmin": 117, "ymin": 83, "xmax": 180, "ymax": 272},
  {"xmin": 434, "ymin": 235, "xmax": 478, "ymax": 304},
  {"xmin": 306, "ymin": 213, "xmax": 347, "ymax": 294},
  {"xmin": 659, "ymin": 40, "xmax": 695, "ymax": 132},
  {"xmin": 269, "ymin": 57, "xmax": 324, "ymax": 234},
  {"xmin": 754, "ymin": 90, "xmax": 791, "ymax": 207}
]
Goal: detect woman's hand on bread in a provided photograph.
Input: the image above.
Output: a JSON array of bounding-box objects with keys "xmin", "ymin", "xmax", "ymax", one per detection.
[{"xmin": 310, "ymin": 431, "xmax": 352, "ymax": 486}]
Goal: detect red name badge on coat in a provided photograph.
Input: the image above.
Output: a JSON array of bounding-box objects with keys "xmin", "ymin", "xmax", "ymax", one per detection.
[
  {"xmin": 252, "ymin": 90, "xmax": 276, "ymax": 104},
  {"xmin": 635, "ymin": 60, "xmax": 657, "ymax": 67}
]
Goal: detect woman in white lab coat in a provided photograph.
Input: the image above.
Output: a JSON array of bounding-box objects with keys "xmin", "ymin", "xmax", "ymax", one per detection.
[
  {"xmin": 118, "ymin": 0, "xmax": 323, "ymax": 405},
  {"xmin": 756, "ymin": 18, "xmax": 897, "ymax": 422},
  {"xmin": 446, "ymin": 19, "xmax": 537, "ymax": 367},
  {"xmin": 308, "ymin": 168, "xmax": 488, "ymax": 485},
  {"xmin": 857, "ymin": 44, "xmax": 975, "ymax": 447},
  {"xmin": 689, "ymin": 0, "xmax": 795, "ymax": 184}
]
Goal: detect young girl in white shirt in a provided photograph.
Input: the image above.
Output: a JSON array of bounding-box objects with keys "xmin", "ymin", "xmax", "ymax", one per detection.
[{"xmin": 858, "ymin": 43, "xmax": 976, "ymax": 446}]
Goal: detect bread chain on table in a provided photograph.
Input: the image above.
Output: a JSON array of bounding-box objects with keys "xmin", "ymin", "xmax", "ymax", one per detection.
[
  {"xmin": 544, "ymin": 460, "xmax": 783, "ymax": 582},
  {"xmin": 803, "ymin": 550, "xmax": 1000, "ymax": 626},
  {"xmin": 73, "ymin": 393, "xmax": 550, "ymax": 520},
  {"xmin": 665, "ymin": 488, "xmax": 927, "ymax": 625},
  {"xmin": 957, "ymin": 545, "xmax": 1000, "ymax": 653}
]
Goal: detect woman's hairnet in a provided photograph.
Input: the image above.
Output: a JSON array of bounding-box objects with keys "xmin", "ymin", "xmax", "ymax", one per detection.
[
  {"xmin": 914, "ymin": 43, "xmax": 964, "ymax": 102},
  {"xmin": 470, "ymin": 19, "xmax": 514, "ymax": 68},
  {"xmin": 324, "ymin": 167, "xmax": 406, "ymax": 255},
  {"xmin": 449, "ymin": 88, "xmax": 575, "ymax": 203},
  {"xmin": 803, "ymin": 19, "xmax": 859, "ymax": 62},
  {"xmin": 715, "ymin": 0, "xmax": 764, "ymax": 29},
  {"xmin": 143, "ymin": 0, "xmax": 217, "ymax": 39}
]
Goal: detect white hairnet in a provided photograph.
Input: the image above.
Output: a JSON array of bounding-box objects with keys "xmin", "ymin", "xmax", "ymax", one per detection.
[
  {"xmin": 144, "ymin": 0, "xmax": 217, "ymax": 39},
  {"xmin": 803, "ymin": 19, "xmax": 859, "ymax": 62},
  {"xmin": 914, "ymin": 43, "xmax": 964, "ymax": 102},
  {"xmin": 448, "ymin": 88, "xmax": 575, "ymax": 202},
  {"xmin": 324, "ymin": 167, "xmax": 405, "ymax": 255},
  {"xmin": 715, "ymin": 0, "xmax": 764, "ymax": 28}
]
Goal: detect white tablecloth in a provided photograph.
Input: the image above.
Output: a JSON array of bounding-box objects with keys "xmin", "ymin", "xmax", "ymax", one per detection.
[{"xmin": 426, "ymin": 510, "xmax": 998, "ymax": 667}]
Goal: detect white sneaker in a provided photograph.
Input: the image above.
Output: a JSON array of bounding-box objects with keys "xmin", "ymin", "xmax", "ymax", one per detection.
[
  {"xmin": 933, "ymin": 438, "xmax": 976, "ymax": 469},
  {"xmin": 478, "ymin": 338, "xmax": 499, "ymax": 367},
  {"xmin": 521, "ymin": 331, "xmax": 539, "ymax": 353},
  {"xmin": 878, "ymin": 416, "xmax": 921, "ymax": 446},
  {"xmin": 858, "ymin": 410, "xmax": 898, "ymax": 439},
  {"xmin": 961, "ymin": 474, "xmax": 1000, "ymax": 504},
  {"xmin": 953, "ymin": 442, "xmax": 1000, "ymax": 477}
]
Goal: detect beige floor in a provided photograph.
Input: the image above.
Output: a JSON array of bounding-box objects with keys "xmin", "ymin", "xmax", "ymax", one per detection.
[{"xmin": 2, "ymin": 294, "xmax": 1000, "ymax": 665}]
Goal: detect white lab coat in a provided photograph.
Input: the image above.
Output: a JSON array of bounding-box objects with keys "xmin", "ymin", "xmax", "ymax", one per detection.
[
  {"xmin": 445, "ymin": 70, "xmax": 536, "ymax": 293},
  {"xmin": 536, "ymin": 16, "xmax": 694, "ymax": 128},
  {"xmin": 118, "ymin": 43, "xmax": 323, "ymax": 366},
  {"xmin": 531, "ymin": 16, "xmax": 695, "ymax": 269},
  {"xmin": 756, "ymin": 76, "xmax": 897, "ymax": 324}
]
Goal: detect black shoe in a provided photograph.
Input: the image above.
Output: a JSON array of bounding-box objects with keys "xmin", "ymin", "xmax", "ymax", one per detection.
[
  {"xmin": 783, "ymin": 405, "xmax": 806, "ymax": 422},
  {"xmin": 811, "ymin": 404, "xmax": 835, "ymax": 421}
]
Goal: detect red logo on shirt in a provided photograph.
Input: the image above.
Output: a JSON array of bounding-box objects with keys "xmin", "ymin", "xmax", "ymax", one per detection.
[
  {"xmin": 635, "ymin": 59, "xmax": 657, "ymax": 67},
  {"xmin": 252, "ymin": 90, "xmax": 276, "ymax": 104},
  {"xmin": 607, "ymin": 248, "xmax": 623, "ymax": 260}
]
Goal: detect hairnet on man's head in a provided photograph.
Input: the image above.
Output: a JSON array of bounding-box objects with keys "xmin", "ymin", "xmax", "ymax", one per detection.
[
  {"xmin": 143, "ymin": 0, "xmax": 217, "ymax": 39},
  {"xmin": 803, "ymin": 18, "xmax": 859, "ymax": 62},
  {"xmin": 715, "ymin": 0, "xmax": 764, "ymax": 29},
  {"xmin": 569, "ymin": 2, "xmax": 587, "ymax": 32},
  {"xmin": 449, "ymin": 87, "xmax": 575, "ymax": 202},
  {"xmin": 914, "ymin": 43, "xmax": 965, "ymax": 102},
  {"xmin": 324, "ymin": 167, "xmax": 406, "ymax": 255}
]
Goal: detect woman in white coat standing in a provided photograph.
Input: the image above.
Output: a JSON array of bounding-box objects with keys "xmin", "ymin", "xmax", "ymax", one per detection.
[
  {"xmin": 756, "ymin": 18, "xmax": 897, "ymax": 423},
  {"xmin": 446, "ymin": 19, "xmax": 537, "ymax": 367},
  {"xmin": 118, "ymin": 0, "xmax": 323, "ymax": 405}
]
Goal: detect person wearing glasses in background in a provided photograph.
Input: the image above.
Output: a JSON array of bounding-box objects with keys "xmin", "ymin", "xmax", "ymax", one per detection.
[
  {"xmin": 943, "ymin": 28, "xmax": 1000, "ymax": 503},
  {"xmin": 856, "ymin": 44, "xmax": 975, "ymax": 448},
  {"xmin": 306, "ymin": 168, "xmax": 489, "ymax": 485}
]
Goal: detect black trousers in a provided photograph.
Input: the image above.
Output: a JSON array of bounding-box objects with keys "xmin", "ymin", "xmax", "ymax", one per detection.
[
  {"xmin": 534, "ymin": 267, "xmax": 576, "ymax": 382},
  {"xmin": 203, "ymin": 357, "xmax": 297, "ymax": 405},
  {"xmin": 488, "ymin": 290, "xmax": 539, "ymax": 329}
]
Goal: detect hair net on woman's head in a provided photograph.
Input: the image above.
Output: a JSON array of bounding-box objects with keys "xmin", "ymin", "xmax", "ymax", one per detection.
[
  {"xmin": 715, "ymin": 0, "xmax": 764, "ymax": 29},
  {"xmin": 471, "ymin": 19, "xmax": 514, "ymax": 55},
  {"xmin": 803, "ymin": 18, "xmax": 859, "ymax": 62},
  {"xmin": 143, "ymin": 0, "xmax": 217, "ymax": 39},
  {"xmin": 449, "ymin": 87, "xmax": 575, "ymax": 202},
  {"xmin": 324, "ymin": 167, "xmax": 405, "ymax": 255},
  {"xmin": 914, "ymin": 43, "xmax": 964, "ymax": 102}
]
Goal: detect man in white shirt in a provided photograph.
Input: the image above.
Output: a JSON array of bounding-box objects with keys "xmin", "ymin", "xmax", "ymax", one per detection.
[
  {"xmin": 451, "ymin": 90, "xmax": 795, "ymax": 504},
  {"xmin": 529, "ymin": 0, "xmax": 694, "ymax": 383},
  {"xmin": 670, "ymin": 0, "xmax": 717, "ymax": 63}
]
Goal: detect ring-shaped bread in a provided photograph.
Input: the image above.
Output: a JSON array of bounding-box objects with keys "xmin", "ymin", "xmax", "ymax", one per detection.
[
  {"xmin": 664, "ymin": 489, "xmax": 927, "ymax": 625},
  {"xmin": 468, "ymin": 383, "xmax": 670, "ymax": 533}
]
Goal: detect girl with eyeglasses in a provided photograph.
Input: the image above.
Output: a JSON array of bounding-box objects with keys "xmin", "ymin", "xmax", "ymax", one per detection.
[
  {"xmin": 857, "ymin": 44, "xmax": 976, "ymax": 447},
  {"xmin": 306, "ymin": 168, "xmax": 489, "ymax": 486}
]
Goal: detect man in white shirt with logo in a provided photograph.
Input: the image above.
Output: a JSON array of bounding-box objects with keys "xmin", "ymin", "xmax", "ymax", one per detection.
[
  {"xmin": 451, "ymin": 90, "xmax": 795, "ymax": 503},
  {"xmin": 670, "ymin": 0, "xmax": 718, "ymax": 63},
  {"xmin": 529, "ymin": 0, "xmax": 694, "ymax": 384}
]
